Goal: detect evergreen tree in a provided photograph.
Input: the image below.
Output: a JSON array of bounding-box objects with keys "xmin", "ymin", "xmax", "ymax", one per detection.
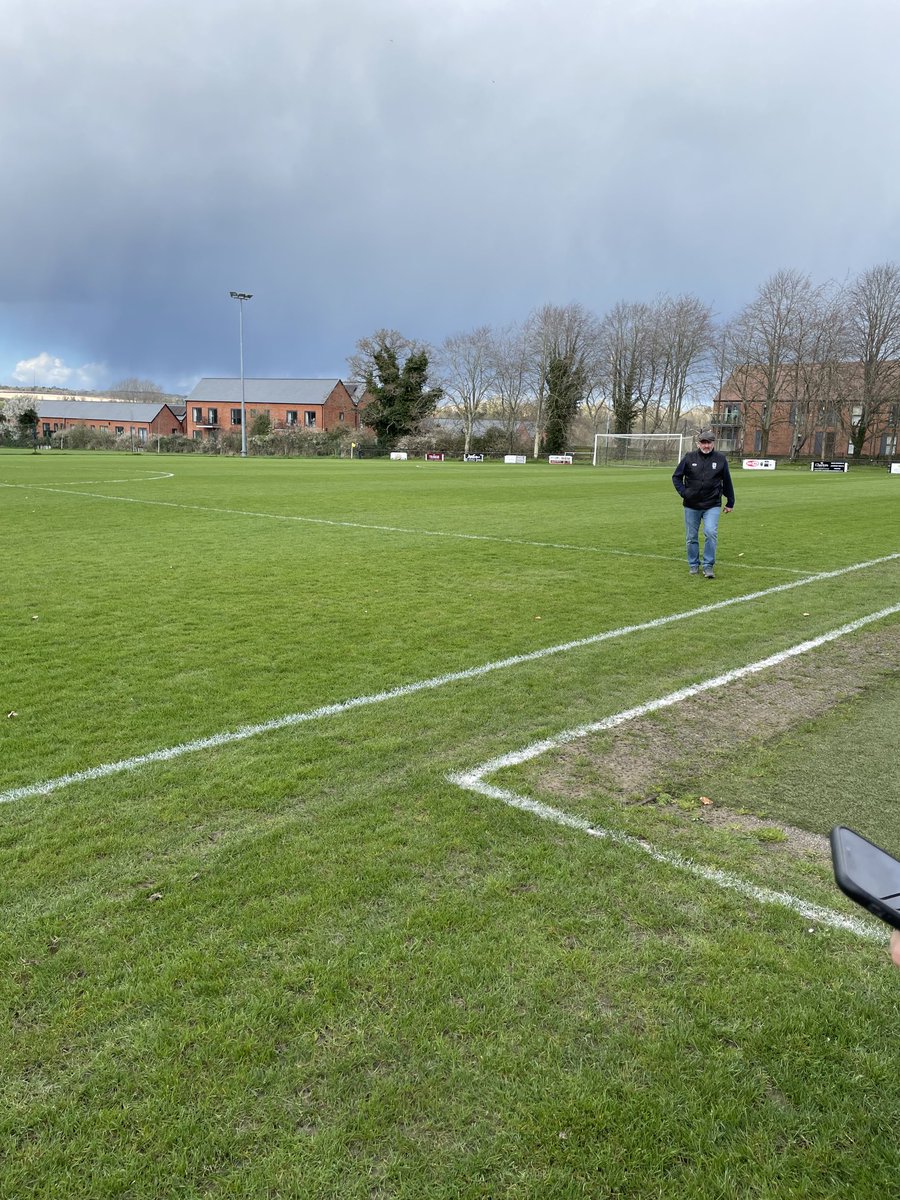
[
  {"xmin": 362, "ymin": 342, "xmax": 443, "ymax": 447},
  {"xmin": 544, "ymin": 353, "xmax": 586, "ymax": 453}
]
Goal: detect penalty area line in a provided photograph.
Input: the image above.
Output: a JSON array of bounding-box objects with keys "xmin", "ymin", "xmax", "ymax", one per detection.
[
  {"xmin": 2, "ymin": 551, "xmax": 898, "ymax": 808},
  {"xmin": 449, "ymin": 603, "xmax": 900, "ymax": 942}
]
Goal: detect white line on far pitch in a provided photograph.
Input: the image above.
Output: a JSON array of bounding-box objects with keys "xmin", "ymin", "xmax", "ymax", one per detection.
[
  {"xmin": 0, "ymin": 480, "xmax": 808, "ymax": 574},
  {"xmin": 449, "ymin": 603, "xmax": 900, "ymax": 943},
  {"xmin": 1, "ymin": 551, "xmax": 897, "ymax": 808}
]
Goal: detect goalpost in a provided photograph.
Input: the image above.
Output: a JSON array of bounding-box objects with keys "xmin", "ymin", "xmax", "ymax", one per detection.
[{"xmin": 592, "ymin": 431, "xmax": 685, "ymax": 466}]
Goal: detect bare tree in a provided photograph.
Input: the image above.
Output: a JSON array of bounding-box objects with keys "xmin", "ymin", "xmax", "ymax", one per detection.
[
  {"xmin": 837, "ymin": 262, "xmax": 900, "ymax": 456},
  {"xmin": 105, "ymin": 377, "xmax": 165, "ymax": 401},
  {"xmin": 725, "ymin": 269, "xmax": 814, "ymax": 456},
  {"xmin": 655, "ymin": 295, "xmax": 716, "ymax": 432},
  {"xmin": 524, "ymin": 303, "xmax": 597, "ymax": 458},
  {"xmin": 436, "ymin": 326, "xmax": 496, "ymax": 456},
  {"xmin": 489, "ymin": 323, "xmax": 532, "ymax": 453},
  {"xmin": 785, "ymin": 282, "xmax": 845, "ymax": 460},
  {"xmin": 597, "ymin": 301, "xmax": 656, "ymax": 437}
]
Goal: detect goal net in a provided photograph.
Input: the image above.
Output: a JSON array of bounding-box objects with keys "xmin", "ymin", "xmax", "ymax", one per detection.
[{"xmin": 592, "ymin": 431, "xmax": 685, "ymax": 466}]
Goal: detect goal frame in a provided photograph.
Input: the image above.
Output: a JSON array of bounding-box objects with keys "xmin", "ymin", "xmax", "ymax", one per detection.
[{"xmin": 592, "ymin": 431, "xmax": 685, "ymax": 466}]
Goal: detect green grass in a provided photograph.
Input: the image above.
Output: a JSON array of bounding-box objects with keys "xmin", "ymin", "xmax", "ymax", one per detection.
[{"xmin": 1, "ymin": 449, "xmax": 900, "ymax": 1198}]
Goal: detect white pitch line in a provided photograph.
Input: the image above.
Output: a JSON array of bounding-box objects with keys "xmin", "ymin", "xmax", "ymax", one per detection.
[
  {"xmin": 449, "ymin": 604, "xmax": 900, "ymax": 942},
  {"xmin": 0, "ymin": 480, "xmax": 808, "ymax": 574},
  {"xmin": 0, "ymin": 472, "xmax": 174, "ymax": 485},
  {"xmin": 1, "ymin": 552, "xmax": 898, "ymax": 808},
  {"xmin": 459, "ymin": 784, "xmax": 882, "ymax": 942}
]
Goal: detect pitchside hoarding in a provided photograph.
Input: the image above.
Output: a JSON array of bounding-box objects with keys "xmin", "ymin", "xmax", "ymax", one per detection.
[
  {"xmin": 742, "ymin": 459, "xmax": 776, "ymax": 470},
  {"xmin": 811, "ymin": 461, "xmax": 848, "ymax": 472}
]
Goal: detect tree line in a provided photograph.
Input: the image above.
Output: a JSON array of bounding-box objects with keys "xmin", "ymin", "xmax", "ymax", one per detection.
[
  {"xmin": 350, "ymin": 261, "xmax": 900, "ymax": 456},
  {"xmin": 5, "ymin": 265, "xmax": 899, "ymax": 459}
]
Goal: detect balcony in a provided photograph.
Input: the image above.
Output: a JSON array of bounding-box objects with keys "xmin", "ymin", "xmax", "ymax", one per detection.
[{"xmin": 711, "ymin": 412, "xmax": 741, "ymax": 426}]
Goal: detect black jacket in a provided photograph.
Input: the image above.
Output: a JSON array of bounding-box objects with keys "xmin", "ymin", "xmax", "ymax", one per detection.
[{"xmin": 672, "ymin": 450, "xmax": 735, "ymax": 511}]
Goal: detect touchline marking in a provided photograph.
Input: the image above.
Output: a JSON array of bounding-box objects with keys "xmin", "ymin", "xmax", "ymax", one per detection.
[
  {"xmin": 1, "ymin": 552, "xmax": 898, "ymax": 808},
  {"xmin": 449, "ymin": 603, "xmax": 900, "ymax": 943},
  {"xmin": 0, "ymin": 480, "xmax": 807, "ymax": 574}
]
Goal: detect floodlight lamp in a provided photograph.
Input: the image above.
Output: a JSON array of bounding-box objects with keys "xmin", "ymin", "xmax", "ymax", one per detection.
[{"xmin": 230, "ymin": 291, "xmax": 253, "ymax": 301}]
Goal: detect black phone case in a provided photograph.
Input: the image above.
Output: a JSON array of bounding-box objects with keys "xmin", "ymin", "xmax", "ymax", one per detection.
[{"xmin": 830, "ymin": 826, "xmax": 900, "ymax": 931}]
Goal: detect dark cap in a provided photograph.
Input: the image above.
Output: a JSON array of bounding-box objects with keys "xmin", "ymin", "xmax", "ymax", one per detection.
[{"xmin": 698, "ymin": 429, "xmax": 715, "ymax": 441}]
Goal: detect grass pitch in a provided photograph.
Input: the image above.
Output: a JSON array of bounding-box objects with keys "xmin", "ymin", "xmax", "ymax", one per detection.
[{"xmin": 2, "ymin": 450, "xmax": 899, "ymax": 1198}]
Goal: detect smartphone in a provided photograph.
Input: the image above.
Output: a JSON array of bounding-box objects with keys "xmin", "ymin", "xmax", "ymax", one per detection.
[{"xmin": 830, "ymin": 826, "xmax": 900, "ymax": 930}]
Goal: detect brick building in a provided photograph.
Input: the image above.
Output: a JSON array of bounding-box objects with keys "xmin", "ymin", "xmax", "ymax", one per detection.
[
  {"xmin": 711, "ymin": 365, "xmax": 900, "ymax": 460},
  {"xmin": 185, "ymin": 379, "xmax": 370, "ymax": 442},
  {"xmin": 20, "ymin": 399, "xmax": 185, "ymax": 444}
]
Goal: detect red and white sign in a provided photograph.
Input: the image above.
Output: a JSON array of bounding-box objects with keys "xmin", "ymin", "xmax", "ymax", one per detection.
[
  {"xmin": 548, "ymin": 454, "xmax": 573, "ymax": 465},
  {"xmin": 425, "ymin": 452, "xmax": 444, "ymax": 461},
  {"xmin": 742, "ymin": 458, "xmax": 776, "ymax": 470}
]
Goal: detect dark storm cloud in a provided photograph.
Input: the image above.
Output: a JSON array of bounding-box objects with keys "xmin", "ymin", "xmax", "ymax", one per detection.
[{"xmin": 2, "ymin": 0, "xmax": 900, "ymax": 391}]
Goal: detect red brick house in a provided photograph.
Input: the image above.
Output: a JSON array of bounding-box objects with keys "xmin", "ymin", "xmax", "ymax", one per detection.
[
  {"xmin": 21, "ymin": 398, "xmax": 185, "ymax": 443},
  {"xmin": 712, "ymin": 364, "xmax": 900, "ymax": 460},
  {"xmin": 185, "ymin": 379, "xmax": 370, "ymax": 441}
]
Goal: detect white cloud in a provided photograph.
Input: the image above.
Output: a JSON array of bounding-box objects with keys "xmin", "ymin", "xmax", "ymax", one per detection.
[{"xmin": 12, "ymin": 353, "xmax": 109, "ymax": 390}]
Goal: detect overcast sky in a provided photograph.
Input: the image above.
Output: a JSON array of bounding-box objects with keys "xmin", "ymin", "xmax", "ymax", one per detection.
[{"xmin": 3, "ymin": 0, "xmax": 899, "ymax": 395}]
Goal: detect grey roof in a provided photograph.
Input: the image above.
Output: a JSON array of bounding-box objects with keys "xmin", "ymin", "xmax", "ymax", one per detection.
[
  {"xmin": 187, "ymin": 378, "xmax": 346, "ymax": 405},
  {"xmin": 25, "ymin": 400, "xmax": 180, "ymax": 422}
]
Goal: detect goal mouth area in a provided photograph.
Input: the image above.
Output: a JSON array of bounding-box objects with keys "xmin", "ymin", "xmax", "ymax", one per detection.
[{"xmin": 592, "ymin": 432, "xmax": 685, "ymax": 466}]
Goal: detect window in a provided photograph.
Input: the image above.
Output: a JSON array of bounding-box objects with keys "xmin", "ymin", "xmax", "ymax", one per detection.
[
  {"xmin": 305, "ymin": 411, "xmax": 316, "ymax": 427},
  {"xmin": 193, "ymin": 430, "xmax": 202, "ymax": 441},
  {"xmin": 231, "ymin": 409, "xmax": 242, "ymax": 426},
  {"xmin": 882, "ymin": 434, "xmax": 898, "ymax": 456},
  {"xmin": 338, "ymin": 411, "xmax": 345, "ymax": 422},
  {"xmin": 42, "ymin": 423, "xmax": 50, "ymax": 436},
  {"xmin": 789, "ymin": 404, "xmax": 797, "ymax": 426},
  {"xmin": 207, "ymin": 408, "xmax": 218, "ymax": 425},
  {"xmin": 138, "ymin": 428, "xmax": 147, "ymax": 443},
  {"xmin": 115, "ymin": 426, "xmax": 124, "ymax": 435},
  {"xmin": 754, "ymin": 429, "xmax": 763, "ymax": 453},
  {"xmin": 192, "ymin": 407, "xmax": 202, "ymax": 423},
  {"xmin": 286, "ymin": 411, "xmax": 297, "ymax": 425}
]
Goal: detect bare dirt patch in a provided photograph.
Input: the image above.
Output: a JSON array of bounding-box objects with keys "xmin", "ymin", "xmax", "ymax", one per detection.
[{"xmin": 534, "ymin": 623, "xmax": 900, "ymax": 858}]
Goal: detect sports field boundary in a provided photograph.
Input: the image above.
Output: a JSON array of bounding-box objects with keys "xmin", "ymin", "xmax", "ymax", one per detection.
[{"xmin": 2, "ymin": 551, "xmax": 898, "ymax": 808}]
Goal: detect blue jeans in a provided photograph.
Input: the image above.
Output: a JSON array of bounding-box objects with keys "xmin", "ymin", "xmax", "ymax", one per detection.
[{"xmin": 684, "ymin": 506, "xmax": 721, "ymax": 570}]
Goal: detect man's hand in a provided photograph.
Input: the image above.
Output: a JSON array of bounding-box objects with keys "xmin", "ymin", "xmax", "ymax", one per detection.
[
  {"xmin": 723, "ymin": 506, "xmax": 733, "ymax": 514},
  {"xmin": 891, "ymin": 930, "xmax": 900, "ymax": 967}
]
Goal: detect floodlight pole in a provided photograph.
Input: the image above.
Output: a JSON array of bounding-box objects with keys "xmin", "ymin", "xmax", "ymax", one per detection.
[{"xmin": 229, "ymin": 291, "xmax": 253, "ymax": 457}]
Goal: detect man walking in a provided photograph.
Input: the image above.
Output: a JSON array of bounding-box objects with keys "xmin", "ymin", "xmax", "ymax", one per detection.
[{"xmin": 672, "ymin": 429, "xmax": 735, "ymax": 578}]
